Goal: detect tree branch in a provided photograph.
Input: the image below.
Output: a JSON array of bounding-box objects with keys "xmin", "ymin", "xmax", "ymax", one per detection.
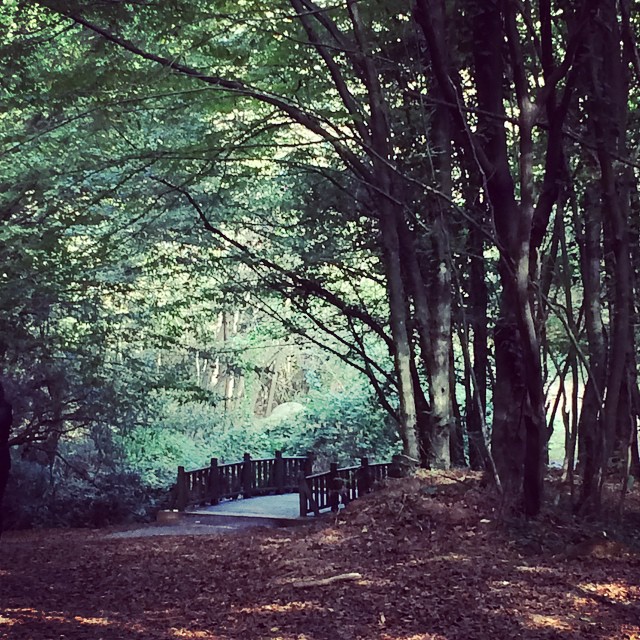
[{"xmin": 36, "ymin": 0, "xmax": 373, "ymax": 182}]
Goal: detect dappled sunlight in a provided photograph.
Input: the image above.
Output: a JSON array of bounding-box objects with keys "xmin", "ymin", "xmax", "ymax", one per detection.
[
  {"xmin": 514, "ymin": 564, "xmax": 563, "ymax": 576},
  {"xmin": 577, "ymin": 580, "xmax": 639, "ymax": 606},
  {"xmin": 0, "ymin": 614, "xmax": 17, "ymax": 627},
  {"xmin": 315, "ymin": 527, "xmax": 350, "ymax": 544},
  {"xmin": 236, "ymin": 600, "xmax": 326, "ymax": 615},
  {"xmin": 171, "ymin": 629, "xmax": 217, "ymax": 638},
  {"xmin": 0, "ymin": 606, "xmax": 159, "ymax": 638},
  {"xmin": 2, "ymin": 608, "xmax": 71, "ymax": 626},
  {"xmin": 72, "ymin": 615, "xmax": 112, "ymax": 626},
  {"xmin": 524, "ymin": 613, "xmax": 574, "ymax": 632}
]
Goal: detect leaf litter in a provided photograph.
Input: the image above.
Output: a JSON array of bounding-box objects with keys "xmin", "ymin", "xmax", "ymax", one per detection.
[{"xmin": 1, "ymin": 470, "xmax": 638, "ymax": 639}]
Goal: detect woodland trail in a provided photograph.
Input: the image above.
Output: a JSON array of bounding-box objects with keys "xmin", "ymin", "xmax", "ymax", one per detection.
[
  {"xmin": 1, "ymin": 472, "xmax": 639, "ymax": 640},
  {"xmin": 108, "ymin": 493, "xmax": 308, "ymax": 539},
  {"xmin": 104, "ymin": 521, "xmax": 255, "ymax": 539}
]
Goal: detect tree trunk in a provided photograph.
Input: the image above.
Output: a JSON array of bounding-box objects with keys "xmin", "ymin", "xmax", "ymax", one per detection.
[
  {"xmin": 492, "ymin": 303, "xmax": 527, "ymax": 502},
  {"xmin": 449, "ymin": 345, "xmax": 466, "ymax": 467},
  {"xmin": 427, "ymin": 215, "xmax": 453, "ymax": 469},
  {"xmin": 425, "ymin": 93, "xmax": 454, "ymax": 470},
  {"xmin": 578, "ymin": 0, "xmax": 632, "ymax": 507},
  {"xmin": 467, "ymin": 210, "xmax": 488, "ymax": 471},
  {"xmin": 378, "ymin": 202, "xmax": 420, "ymax": 460},
  {"xmin": 575, "ymin": 182, "xmax": 607, "ymax": 509},
  {"xmin": 0, "ymin": 386, "xmax": 12, "ymax": 537},
  {"xmin": 472, "ymin": 0, "xmax": 551, "ymax": 515}
]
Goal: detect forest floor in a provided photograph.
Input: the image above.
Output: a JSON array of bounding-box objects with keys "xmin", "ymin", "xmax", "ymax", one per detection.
[{"xmin": 1, "ymin": 471, "xmax": 639, "ymax": 640}]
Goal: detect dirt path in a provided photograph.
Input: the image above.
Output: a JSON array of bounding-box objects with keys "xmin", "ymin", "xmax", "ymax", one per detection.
[{"xmin": 103, "ymin": 521, "xmax": 256, "ymax": 539}]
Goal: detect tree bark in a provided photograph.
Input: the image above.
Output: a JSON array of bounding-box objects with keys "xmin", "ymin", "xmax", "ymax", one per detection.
[
  {"xmin": 578, "ymin": 0, "xmax": 632, "ymax": 508},
  {"xmin": 0, "ymin": 385, "xmax": 12, "ymax": 537},
  {"xmin": 378, "ymin": 204, "xmax": 421, "ymax": 460},
  {"xmin": 467, "ymin": 213, "xmax": 489, "ymax": 471}
]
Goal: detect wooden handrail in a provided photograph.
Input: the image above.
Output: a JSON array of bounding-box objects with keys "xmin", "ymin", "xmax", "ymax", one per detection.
[
  {"xmin": 171, "ymin": 451, "xmax": 391, "ymax": 516},
  {"xmin": 172, "ymin": 450, "xmax": 314, "ymax": 511},
  {"xmin": 298, "ymin": 459, "xmax": 391, "ymax": 517}
]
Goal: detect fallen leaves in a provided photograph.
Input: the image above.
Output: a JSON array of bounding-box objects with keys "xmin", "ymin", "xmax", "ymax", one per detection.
[{"xmin": 1, "ymin": 471, "xmax": 639, "ymax": 639}]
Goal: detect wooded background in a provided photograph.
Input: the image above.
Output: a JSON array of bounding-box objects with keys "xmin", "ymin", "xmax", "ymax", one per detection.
[{"xmin": 1, "ymin": 0, "xmax": 639, "ymax": 526}]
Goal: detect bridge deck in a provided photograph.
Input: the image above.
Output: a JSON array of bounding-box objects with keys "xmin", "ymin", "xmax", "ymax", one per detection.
[
  {"xmin": 189, "ymin": 494, "xmax": 302, "ymax": 519},
  {"xmin": 177, "ymin": 493, "xmax": 331, "ymax": 528}
]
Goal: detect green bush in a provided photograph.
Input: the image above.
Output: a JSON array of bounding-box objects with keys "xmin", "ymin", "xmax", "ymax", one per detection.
[
  {"xmin": 4, "ymin": 457, "xmax": 160, "ymax": 530},
  {"xmin": 264, "ymin": 382, "xmax": 401, "ymax": 469}
]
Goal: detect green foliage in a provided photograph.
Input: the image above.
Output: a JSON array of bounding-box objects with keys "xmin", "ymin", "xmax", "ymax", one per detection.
[
  {"xmin": 296, "ymin": 384, "xmax": 400, "ymax": 468},
  {"xmin": 3, "ymin": 0, "xmax": 630, "ymax": 526},
  {"xmin": 117, "ymin": 398, "xmax": 275, "ymax": 487},
  {"xmin": 256, "ymin": 369, "xmax": 401, "ymax": 468},
  {"xmin": 4, "ymin": 458, "xmax": 158, "ymax": 529}
]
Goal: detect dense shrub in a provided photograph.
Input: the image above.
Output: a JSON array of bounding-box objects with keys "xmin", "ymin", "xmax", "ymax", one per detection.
[
  {"xmin": 262, "ymin": 382, "xmax": 401, "ymax": 469},
  {"xmin": 3, "ymin": 457, "xmax": 160, "ymax": 530}
]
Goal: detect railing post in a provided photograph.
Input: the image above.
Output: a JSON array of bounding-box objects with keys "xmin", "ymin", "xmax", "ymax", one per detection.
[
  {"xmin": 176, "ymin": 466, "xmax": 188, "ymax": 511},
  {"xmin": 208, "ymin": 457, "xmax": 220, "ymax": 505},
  {"xmin": 304, "ymin": 451, "xmax": 314, "ymax": 476},
  {"xmin": 299, "ymin": 473, "xmax": 309, "ymax": 517},
  {"xmin": 358, "ymin": 457, "xmax": 371, "ymax": 497},
  {"xmin": 328, "ymin": 462, "xmax": 340, "ymax": 512},
  {"xmin": 274, "ymin": 450, "xmax": 285, "ymax": 494},
  {"xmin": 242, "ymin": 452, "xmax": 253, "ymax": 498}
]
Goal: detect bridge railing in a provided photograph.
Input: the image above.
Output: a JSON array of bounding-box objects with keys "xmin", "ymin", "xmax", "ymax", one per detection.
[
  {"xmin": 298, "ymin": 458, "xmax": 391, "ymax": 517},
  {"xmin": 173, "ymin": 450, "xmax": 313, "ymax": 511},
  {"xmin": 172, "ymin": 451, "xmax": 391, "ymax": 516}
]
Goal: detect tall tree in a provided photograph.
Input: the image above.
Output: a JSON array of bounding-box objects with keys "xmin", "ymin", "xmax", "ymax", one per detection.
[{"xmin": 416, "ymin": 0, "xmax": 595, "ymax": 513}]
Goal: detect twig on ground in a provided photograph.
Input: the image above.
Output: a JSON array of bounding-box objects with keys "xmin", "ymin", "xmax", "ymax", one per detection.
[{"xmin": 292, "ymin": 572, "xmax": 362, "ymax": 588}]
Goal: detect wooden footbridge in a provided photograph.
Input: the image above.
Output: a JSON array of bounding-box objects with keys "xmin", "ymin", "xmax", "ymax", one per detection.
[{"xmin": 167, "ymin": 451, "xmax": 391, "ymax": 525}]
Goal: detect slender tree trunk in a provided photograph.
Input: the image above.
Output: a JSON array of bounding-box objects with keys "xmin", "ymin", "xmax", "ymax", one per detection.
[
  {"xmin": 630, "ymin": 380, "xmax": 640, "ymax": 478},
  {"xmin": 460, "ymin": 157, "xmax": 491, "ymax": 472},
  {"xmin": 265, "ymin": 352, "xmax": 284, "ymax": 417},
  {"xmin": 449, "ymin": 344, "xmax": 466, "ymax": 467},
  {"xmin": 564, "ymin": 356, "xmax": 580, "ymax": 488},
  {"xmin": 378, "ymin": 200, "xmax": 420, "ymax": 460},
  {"xmin": 575, "ymin": 182, "xmax": 607, "ymax": 509},
  {"xmin": 425, "ymin": 96, "xmax": 454, "ymax": 469},
  {"xmin": 465, "ymin": 197, "xmax": 488, "ymax": 470},
  {"xmin": 577, "ymin": 1, "xmax": 633, "ymax": 508},
  {"xmin": 395, "ymin": 204, "xmax": 435, "ymax": 464},
  {"xmin": 0, "ymin": 387, "xmax": 12, "ymax": 537}
]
